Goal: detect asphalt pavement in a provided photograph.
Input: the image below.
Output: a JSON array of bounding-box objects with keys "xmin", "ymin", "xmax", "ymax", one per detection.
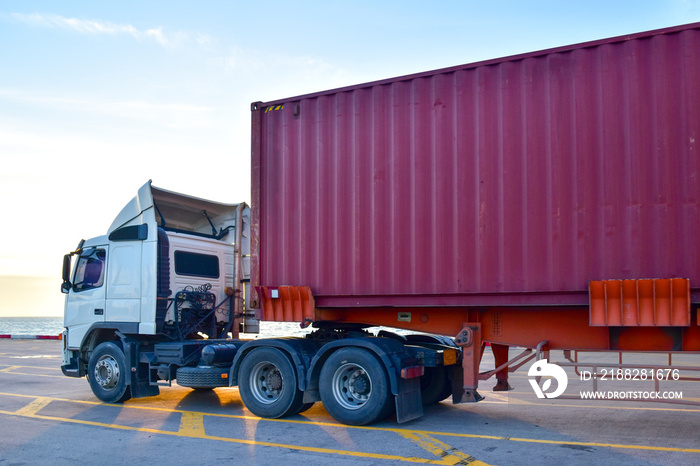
[{"xmin": 1, "ymin": 339, "xmax": 698, "ymax": 465}]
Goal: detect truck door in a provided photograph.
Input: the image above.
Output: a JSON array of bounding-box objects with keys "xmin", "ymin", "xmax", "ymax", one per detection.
[
  {"xmin": 105, "ymin": 240, "xmax": 142, "ymax": 323},
  {"xmin": 64, "ymin": 247, "xmax": 107, "ymax": 348}
]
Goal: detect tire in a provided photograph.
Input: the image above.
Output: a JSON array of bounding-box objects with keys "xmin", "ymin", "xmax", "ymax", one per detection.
[
  {"xmin": 176, "ymin": 366, "xmax": 229, "ymax": 389},
  {"xmin": 238, "ymin": 347, "xmax": 304, "ymax": 418},
  {"xmin": 404, "ymin": 334, "xmax": 455, "ymax": 405},
  {"xmin": 87, "ymin": 342, "xmax": 132, "ymax": 403},
  {"xmin": 420, "ymin": 366, "xmax": 451, "ymax": 406},
  {"xmin": 319, "ymin": 347, "xmax": 393, "ymax": 426}
]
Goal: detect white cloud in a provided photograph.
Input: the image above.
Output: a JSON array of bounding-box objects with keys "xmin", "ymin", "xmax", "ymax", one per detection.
[
  {"xmin": 8, "ymin": 12, "xmax": 213, "ymax": 48},
  {"xmin": 207, "ymin": 46, "xmax": 356, "ymax": 100},
  {"xmin": 0, "ymin": 88, "xmax": 216, "ymax": 128},
  {"xmin": 211, "ymin": 46, "xmax": 340, "ymax": 74}
]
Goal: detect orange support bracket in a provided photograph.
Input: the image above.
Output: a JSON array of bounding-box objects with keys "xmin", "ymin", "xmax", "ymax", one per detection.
[{"xmin": 453, "ymin": 323, "xmax": 484, "ymax": 403}]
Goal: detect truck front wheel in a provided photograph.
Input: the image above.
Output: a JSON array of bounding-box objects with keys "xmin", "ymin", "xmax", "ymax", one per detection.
[
  {"xmin": 319, "ymin": 347, "xmax": 393, "ymax": 425},
  {"xmin": 87, "ymin": 342, "xmax": 132, "ymax": 403},
  {"xmin": 238, "ymin": 347, "xmax": 304, "ymax": 418}
]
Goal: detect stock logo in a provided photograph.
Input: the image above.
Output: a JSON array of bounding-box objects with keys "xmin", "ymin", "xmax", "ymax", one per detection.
[{"xmin": 527, "ymin": 360, "xmax": 568, "ymax": 399}]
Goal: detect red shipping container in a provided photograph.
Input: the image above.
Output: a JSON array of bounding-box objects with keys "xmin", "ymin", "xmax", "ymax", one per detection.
[{"xmin": 251, "ymin": 23, "xmax": 700, "ymax": 314}]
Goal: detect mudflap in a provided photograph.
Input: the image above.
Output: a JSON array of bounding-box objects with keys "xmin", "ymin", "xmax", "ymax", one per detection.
[
  {"xmin": 131, "ymin": 378, "xmax": 160, "ymax": 398},
  {"xmin": 395, "ymin": 377, "xmax": 423, "ymax": 423},
  {"xmin": 123, "ymin": 339, "xmax": 160, "ymax": 399},
  {"xmin": 61, "ymin": 354, "xmax": 85, "ymax": 378}
]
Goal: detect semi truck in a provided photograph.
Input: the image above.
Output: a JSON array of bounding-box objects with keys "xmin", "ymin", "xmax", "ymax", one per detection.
[{"xmin": 61, "ymin": 22, "xmax": 700, "ymax": 425}]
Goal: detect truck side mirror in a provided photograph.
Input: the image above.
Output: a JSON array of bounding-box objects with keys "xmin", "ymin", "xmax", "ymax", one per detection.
[{"xmin": 61, "ymin": 254, "xmax": 72, "ymax": 294}]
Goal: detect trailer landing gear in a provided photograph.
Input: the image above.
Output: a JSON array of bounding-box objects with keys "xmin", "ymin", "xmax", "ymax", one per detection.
[
  {"xmin": 454, "ymin": 324, "xmax": 484, "ymax": 403},
  {"xmin": 491, "ymin": 343, "xmax": 513, "ymax": 391}
]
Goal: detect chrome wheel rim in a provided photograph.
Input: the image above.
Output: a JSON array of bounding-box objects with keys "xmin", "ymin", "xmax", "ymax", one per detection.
[
  {"xmin": 249, "ymin": 361, "xmax": 283, "ymax": 404},
  {"xmin": 331, "ymin": 362, "xmax": 371, "ymax": 410},
  {"xmin": 94, "ymin": 355, "xmax": 120, "ymax": 389}
]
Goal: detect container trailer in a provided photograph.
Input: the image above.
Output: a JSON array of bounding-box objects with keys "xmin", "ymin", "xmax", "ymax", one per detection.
[{"xmin": 61, "ymin": 22, "xmax": 700, "ymax": 425}]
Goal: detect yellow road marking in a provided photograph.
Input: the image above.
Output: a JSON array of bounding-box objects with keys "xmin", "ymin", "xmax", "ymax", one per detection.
[
  {"xmin": 0, "ymin": 408, "xmax": 448, "ymax": 464},
  {"xmin": 0, "ymin": 392, "xmax": 699, "ymax": 455},
  {"xmin": 0, "ymin": 366, "xmax": 22, "ymax": 372},
  {"xmin": 0, "ymin": 371, "xmax": 67, "ymax": 379},
  {"xmin": 8, "ymin": 355, "xmax": 59, "ymax": 359},
  {"xmin": 14, "ymin": 397, "xmax": 52, "ymax": 416},
  {"xmin": 398, "ymin": 431, "xmax": 491, "ymax": 465},
  {"xmin": 178, "ymin": 412, "xmax": 206, "ymax": 438},
  {"xmin": 3, "ymin": 385, "xmax": 699, "ymax": 414},
  {"xmin": 0, "ymin": 364, "xmax": 61, "ymax": 370},
  {"xmin": 492, "ymin": 396, "xmax": 700, "ymax": 413},
  {"xmin": 431, "ymin": 430, "xmax": 700, "ymax": 454}
]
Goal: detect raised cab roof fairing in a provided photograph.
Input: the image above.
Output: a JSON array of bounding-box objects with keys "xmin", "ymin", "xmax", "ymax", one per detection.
[{"xmin": 108, "ymin": 181, "xmax": 243, "ymax": 240}]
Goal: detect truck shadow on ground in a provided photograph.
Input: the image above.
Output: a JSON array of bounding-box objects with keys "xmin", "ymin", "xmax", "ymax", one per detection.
[{"xmin": 175, "ymin": 387, "xmax": 233, "ymax": 411}]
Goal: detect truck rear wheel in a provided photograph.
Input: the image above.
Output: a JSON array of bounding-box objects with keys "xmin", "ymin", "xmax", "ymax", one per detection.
[
  {"xmin": 319, "ymin": 347, "xmax": 393, "ymax": 425},
  {"xmin": 420, "ymin": 366, "xmax": 451, "ymax": 405},
  {"xmin": 87, "ymin": 342, "xmax": 132, "ymax": 403},
  {"xmin": 238, "ymin": 347, "xmax": 304, "ymax": 418}
]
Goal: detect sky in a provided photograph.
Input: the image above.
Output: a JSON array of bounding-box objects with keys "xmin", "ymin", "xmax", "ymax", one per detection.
[{"xmin": 1, "ymin": 1, "xmax": 699, "ymax": 317}]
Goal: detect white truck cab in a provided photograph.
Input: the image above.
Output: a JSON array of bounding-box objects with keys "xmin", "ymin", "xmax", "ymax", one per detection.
[{"xmin": 61, "ymin": 181, "xmax": 252, "ymax": 383}]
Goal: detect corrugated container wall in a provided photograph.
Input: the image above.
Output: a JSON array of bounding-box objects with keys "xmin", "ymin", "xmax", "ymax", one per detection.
[{"xmin": 251, "ymin": 23, "xmax": 700, "ymax": 311}]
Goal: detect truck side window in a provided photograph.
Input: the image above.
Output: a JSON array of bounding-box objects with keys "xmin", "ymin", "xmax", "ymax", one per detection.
[
  {"xmin": 174, "ymin": 251, "xmax": 220, "ymax": 278},
  {"xmin": 72, "ymin": 248, "xmax": 106, "ymax": 292}
]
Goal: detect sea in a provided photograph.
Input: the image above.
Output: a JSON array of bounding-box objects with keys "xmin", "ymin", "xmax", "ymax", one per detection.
[
  {"xmin": 0, "ymin": 317, "xmax": 400, "ymax": 339},
  {"xmin": 0, "ymin": 317, "xmax": 64, "ymax": 336},
  {"xmin": 0, "ymin": 317, "xmax": 313, "ymax": 338}
]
